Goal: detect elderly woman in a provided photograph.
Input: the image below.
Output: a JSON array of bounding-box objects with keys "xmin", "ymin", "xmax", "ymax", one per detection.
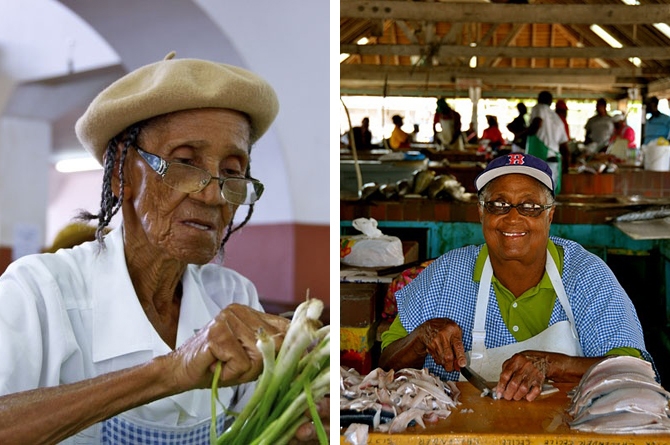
[
  {"xmin": 379, "ymin": 153, "xmax": 655, "ymax": 402},
  {"xmin": 0, "ymin": 54, "xmax": 312, "ymax": 443}
]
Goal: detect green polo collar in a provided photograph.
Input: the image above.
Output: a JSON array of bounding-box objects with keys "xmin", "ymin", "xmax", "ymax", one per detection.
[{"xmin": 473, "ymin": 239, "xmax": 563, "ymax": 283}]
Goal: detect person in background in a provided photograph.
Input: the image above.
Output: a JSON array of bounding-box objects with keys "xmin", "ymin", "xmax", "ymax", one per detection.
[
  {"xmin": 410, "ymin": 124, "xmax": 420, "ymax": 143},
  {"xmin": 555, "ymin": 100, "xmax": 570, "ymax": 141},
  {"xmin": 609, "ymin": 113, "xmax": 636, "ymax": 149},
  {"xmin": 643, "ymin": 96, "xmax": 670, "ymax": 145},
  {"xmin": 584, "ymin": 98, "xmax": 614, "ymax": 152},
  {"xmin": 506, "ymin": 102, "xmax": 528, "ymax": 152},
  {"xmin": 351, "ymin": 116, "xmax": 373, "ymax": 150},
  {"xmin": 481, "ymin": 115, "xmax": 506, "ymax": 152},
  {"xmin": 0, "ymin": 54, "xmax": 325, "ymax": 444},
  {"xmin": 526, "ymin": 91, "xmax": 569, "ymax": 191},
  {"xmin": 379, "ymin": 153, "xmax": 655, "ymax": 402},
  {"xmin": 464, "ymin": 122, "xmax": 478, "ymax": 145},
  {"xmin": 433, "ymin": 98, "xmax": 464, "ymax": 150},
  {"xmin": 390, "ymin": 114, "xmax": 411, "ymax": 151}
]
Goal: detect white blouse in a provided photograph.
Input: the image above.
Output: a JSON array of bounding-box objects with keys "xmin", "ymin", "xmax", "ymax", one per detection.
[{"xmin": 0, "ymin": 226, "xmax": 260, "ymax": 443}]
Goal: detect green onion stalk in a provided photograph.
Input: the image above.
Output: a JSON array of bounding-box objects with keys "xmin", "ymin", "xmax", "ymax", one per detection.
[{"xmin": 211, "ymin": 298, "xmax": 330, "ymax": 445}]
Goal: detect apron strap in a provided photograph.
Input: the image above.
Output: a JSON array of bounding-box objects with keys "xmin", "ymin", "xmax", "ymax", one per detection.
[
  {"xmin": 471, "ymin": 248, "xmax": 582, "ymax": 363},
  {"xmin": 545, "ymin": 251, "xmax": 583, "ymax": 355},
  {"xmin": 471, "ymin": 256, "xmax": 493, "ymax": 364}
]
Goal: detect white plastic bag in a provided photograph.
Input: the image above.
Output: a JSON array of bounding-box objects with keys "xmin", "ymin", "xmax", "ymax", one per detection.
[{"xmin": 340, "ymin": 218, "xmax": 404, "ymax": 267}]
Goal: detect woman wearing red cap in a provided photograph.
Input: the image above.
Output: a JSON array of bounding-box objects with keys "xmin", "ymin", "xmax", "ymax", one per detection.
[{"xmin": 609, "ymin": 113, "xmax": 636, "ymax": 149}]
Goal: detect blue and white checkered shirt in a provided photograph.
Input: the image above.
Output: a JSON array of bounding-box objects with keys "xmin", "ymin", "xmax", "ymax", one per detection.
[{"xmin": 395, "ymin": 237, "xmax": 654, "ymax": 381}]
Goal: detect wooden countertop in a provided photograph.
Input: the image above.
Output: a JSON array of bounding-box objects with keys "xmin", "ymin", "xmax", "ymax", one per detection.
[{"xmin": 340, "ymin": 382, "xmax": 670, "ymax": 444}]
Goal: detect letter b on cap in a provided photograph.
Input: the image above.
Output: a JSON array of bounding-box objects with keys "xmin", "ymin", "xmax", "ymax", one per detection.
[{"xmin": 508, "ymin": 154, "xmax": 525, "ymax": 165}]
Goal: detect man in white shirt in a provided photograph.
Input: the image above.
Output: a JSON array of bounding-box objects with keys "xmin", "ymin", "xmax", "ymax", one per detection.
[{"xmin": 526, "ymin": 91, "xmax": 569, "ymax": 194}]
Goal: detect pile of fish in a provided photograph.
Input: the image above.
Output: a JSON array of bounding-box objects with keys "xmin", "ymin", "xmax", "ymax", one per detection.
[
  {"xmin": 358, "ymin": 170, "xmax": 474, "ymax": 202},
  {"xmin": 568, "ymin": 355, "xmax": 670, "ymax": 434},
  {"xmin": 340, "ymin": 366, "xmax": 460, "ymax": 434}
]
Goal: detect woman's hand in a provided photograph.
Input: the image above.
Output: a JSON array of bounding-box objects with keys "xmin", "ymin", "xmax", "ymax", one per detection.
[
  {"xmin": 290, "ymin": 395, "xmax": 330, "ymax": 444},
  {"xmin": 496, "ymin": 352, "xmax": 547, "ymax": 401},
  {"xmin": 166, "ymin": 304, "xmax": 290, "ymax": 391},
  {"xmin": 379, "ymin": 317, "xmax": 466, "ymax": 373},
  {"xmin": 496, "ymin": 351, "xmax": 605, "ymax": 401},
  {"xmin": 416, "ymin": 318, "xmax": 467, "ymax": 372}
]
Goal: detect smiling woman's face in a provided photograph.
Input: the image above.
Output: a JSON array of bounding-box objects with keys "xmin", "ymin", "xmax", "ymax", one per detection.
[
  {"xmin": 122, "ymin": 108, "xmax": 251, "ymax": 264},
  {"xmin": 478, "ymin": 174, "xmax": 554, "ymax": 266}
]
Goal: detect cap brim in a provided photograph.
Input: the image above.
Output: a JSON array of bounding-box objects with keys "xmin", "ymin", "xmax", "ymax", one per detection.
[{"xmin": 475, "ymin": 166, "xmax": 554, "ymax": 193}]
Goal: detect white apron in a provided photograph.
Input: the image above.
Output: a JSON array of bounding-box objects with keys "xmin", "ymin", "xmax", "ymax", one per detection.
[
  {"xmin": 438, "ymin": 118, "xmax": 465, "ymax": 151},
  {"xmin": 461, "ymin": 250, "xmax": 583, "ymax": 382}
]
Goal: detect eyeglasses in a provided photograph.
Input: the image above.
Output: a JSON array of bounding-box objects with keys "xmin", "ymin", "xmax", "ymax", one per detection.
[
  {"xmin": 481, "ymin": 201, "xmax": 553, "ymax": 217},
  {"xmin": 134, "ymin": 146, "xmax": 264, "ymax": 205}
]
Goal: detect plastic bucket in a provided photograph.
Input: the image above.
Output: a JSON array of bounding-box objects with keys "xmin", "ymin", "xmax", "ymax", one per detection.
[{"xmin": 643, "ymin": 144, "xmax": 670, "ymax": 171}]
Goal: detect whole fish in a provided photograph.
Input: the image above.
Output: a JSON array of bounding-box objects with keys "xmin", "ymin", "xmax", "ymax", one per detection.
[
  {"xmin": 413, "ymin": 170, "xmax": 435, "ymax": 194},
  {"xmin": 571, "ymin": 387, "xmax": 669, "ymax": 424},
  {"xmin": 568, "ymin": 356, "xmax": 670, "ymax": 434},
  {"xmin": 568, "ymin": 373, "xmax": 669, "ymax": 417},
  {"xmin": 571, "ymin": 411, "xmax": 670, "ymax": 433},
  {"xmin": 614, "ymin": 207, "xmax": 670, "ymax": 222}
]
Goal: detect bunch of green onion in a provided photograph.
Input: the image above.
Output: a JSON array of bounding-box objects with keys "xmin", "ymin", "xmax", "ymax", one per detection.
[{"xmin": 210, "ymin": 298, "xmax": 330, "ymax": 445}]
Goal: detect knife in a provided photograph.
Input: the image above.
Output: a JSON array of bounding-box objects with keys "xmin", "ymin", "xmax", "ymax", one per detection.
[{"xmin": 460, "ymin": 366, "xmax": 498, "ymax": 399}]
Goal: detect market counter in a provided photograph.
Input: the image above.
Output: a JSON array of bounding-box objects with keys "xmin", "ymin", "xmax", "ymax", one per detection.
[{"xmin": 340, "ymin": 382, "xmax": 670, "ymax": 445}]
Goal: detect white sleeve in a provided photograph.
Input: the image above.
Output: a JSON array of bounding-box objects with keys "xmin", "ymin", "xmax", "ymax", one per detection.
[
  {"xmin": 0, "ymin": 258, "xmax": 77, "ymax": 395},
  {"xmin": 530, "ymin": 105, "xmax": 540, "ymax": 121},
  {"xmin": 558, "ymin": 120, "xmax": 569, "ymax": 144},
  {"xmin": 200, "ymin": 264, "xmax": 264, "ymax": 312}
]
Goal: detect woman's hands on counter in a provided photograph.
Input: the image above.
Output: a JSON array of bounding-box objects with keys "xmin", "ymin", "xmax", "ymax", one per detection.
[
  {"xmin": 379, "ymin": 317, "xmax": 467, "ymax": 372},
  {"xmin": 496, "ymin": 352, "xmax": 547, "ymax": 401},
  {"xmin": 496, "ymin": 351, "xmax": 605, "ymax": 401}
]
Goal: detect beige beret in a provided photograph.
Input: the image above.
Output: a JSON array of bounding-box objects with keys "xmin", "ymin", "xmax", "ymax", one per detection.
[{"xmin": 75, "ymin": 52, "xmax": 279, "ymax": 163}]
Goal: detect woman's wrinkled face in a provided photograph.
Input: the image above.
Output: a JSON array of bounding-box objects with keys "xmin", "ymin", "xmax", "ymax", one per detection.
[
  {"xmin": 478, "ymin": 174, "xmax": 554, "ymax": 265},
  {"xmin": 123, "ymin": 108, "xmax": 251, "ymax": 264}
]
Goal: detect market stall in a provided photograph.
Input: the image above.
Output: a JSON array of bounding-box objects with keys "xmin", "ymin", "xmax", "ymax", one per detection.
[{"xmin": 341, "ymin": 381, "xmax": 670, "ymax": 445}]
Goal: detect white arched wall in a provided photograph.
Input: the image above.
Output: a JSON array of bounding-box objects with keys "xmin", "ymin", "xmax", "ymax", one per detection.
[
  {"xmin": 58, "ymin": 0, "xmax": 294, "ymax": 225},
  {"xmin": 1, "ymin": 1, "xmax": 330, "ymax": 306}
]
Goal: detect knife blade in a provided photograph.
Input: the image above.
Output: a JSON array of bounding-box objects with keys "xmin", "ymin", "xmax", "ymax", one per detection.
[{"xmin": 460, "ymin": 366, "xmax": 498, "ymax": 399}]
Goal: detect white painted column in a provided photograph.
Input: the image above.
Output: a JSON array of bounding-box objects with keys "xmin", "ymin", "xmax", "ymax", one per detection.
[
  {"xmin": 0, "ymin": 116, "xmax": 51, "ymax": 257},
  {"xmin": 469, "ymin": 85, "xmax": 482, "ymax": 134}
]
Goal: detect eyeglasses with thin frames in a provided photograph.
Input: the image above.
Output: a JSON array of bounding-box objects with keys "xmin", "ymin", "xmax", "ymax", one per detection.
[
  {"xmin": 481, "ymin": 201, "xmax": 553, "ymax": 217},
  {"xmin": 134, "ymin": 146, "xmax": 264, "ymax": 205}
]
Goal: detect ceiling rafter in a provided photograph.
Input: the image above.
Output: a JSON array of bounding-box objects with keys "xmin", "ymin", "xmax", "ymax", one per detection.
[
  {"xmin": 340, "ymin": 1, "xmax": 670, "ymax": 98},
  {"xmin": 341, "ymin": 1, "xmax": 670, "ymax": 25},
  {"xmin": 487, "ymin": 24, "xmax": 524, "ymax": 68},
  {"xmin": 340, "ymin": 44, "xmax": 670, "ymax": 60}
]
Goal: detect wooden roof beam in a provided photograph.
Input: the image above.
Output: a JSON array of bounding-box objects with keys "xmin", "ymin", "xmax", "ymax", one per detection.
[
  {"xmin": 340, "ymin": 44, "xmax": 670, "ymax": 60},
  {"xmin": 341, "ymin": 1, "xmax": 670, "ymax": 25},
  {"xmin": 339, "ymin": 64, "xmax": 664, "ymax": 80},
  {"xmin": 487, "ymin": 23, "xmax": 523, "ymax": 68},
  {"xmin": 340, "ymin": 73, "xmax": 617, "ymax": 88}
]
